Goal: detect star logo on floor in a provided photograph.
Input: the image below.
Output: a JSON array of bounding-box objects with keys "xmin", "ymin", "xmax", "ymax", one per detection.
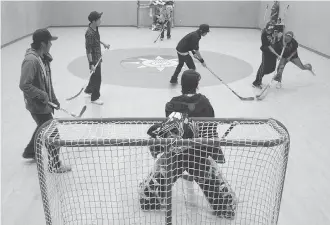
[{"xmin": 121, "ymin": 55, "xmax": 185, "ymax": 72}]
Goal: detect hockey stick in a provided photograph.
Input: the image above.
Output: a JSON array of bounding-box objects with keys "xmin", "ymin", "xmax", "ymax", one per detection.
[
  {"xmin": 222, "ymin": 121, "xmax": 239, "ymax": 138},
  {"xmin": 48, "ymin": 102, "xmax": 87, "ymax": 118},
  {"xmin": 263, "ymin": 4, "xmax": 269, "ymax": 24},
  {"xmin": 205, "ymin": 66, "xmax": 255, "ymax": 101},
  {"xmin": 66, "ymin": 56, "xmax": 103, "ymax": 101},
  {"xmin": 154, "ymin": 20, "xmax": 169, "ymax": 43},
  {"xmin": 256, "ymin": 42, "xmax": 286, "ymax": 100}
]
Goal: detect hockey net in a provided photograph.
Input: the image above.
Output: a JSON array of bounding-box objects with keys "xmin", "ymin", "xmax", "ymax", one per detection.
[{"xmin": 35, "ymin": 117, "xmax": 290, "ymax": 225}]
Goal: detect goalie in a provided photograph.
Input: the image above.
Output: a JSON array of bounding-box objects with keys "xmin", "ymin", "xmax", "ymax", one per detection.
[{"xmin": 138, "ymin": 69, "xmax": 237, "ymax": 219}]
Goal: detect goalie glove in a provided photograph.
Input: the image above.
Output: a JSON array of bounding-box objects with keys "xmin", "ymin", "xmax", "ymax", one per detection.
[{"xmin": 147, "ymin": 112, "xmax": 199, "ymax": 158}]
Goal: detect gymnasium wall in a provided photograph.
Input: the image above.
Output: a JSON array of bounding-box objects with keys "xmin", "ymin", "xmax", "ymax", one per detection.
[
  {"xmin": 48, "ymin": 1, "xmax": 137, "ymax": 27},
  {"xmin": 1, "ymin": 1, "xmax": 261, "ymax": 47},
  {"xmin": 1, "ymin": 1, "xmax": 52, "ymax": 46},
  {"xmin": 1, "ymin": 1, "xmax": 329, "ymax": 58},
  {"xmin": 258, "ymin": 1, "xmax": 330, "ymax": 58},
  {"xmin": 46, "ymin": 1, "xmax": 261, "ymax": 28},
  {"xmin": 173, "ymin": 1, "xmax": 260, "ymax": 28}
]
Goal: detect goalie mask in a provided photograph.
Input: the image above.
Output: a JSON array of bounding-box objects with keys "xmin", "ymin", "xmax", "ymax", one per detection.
[{"xmin": 147, "ymin": 112, "xmax": 198, "ymax": 158}]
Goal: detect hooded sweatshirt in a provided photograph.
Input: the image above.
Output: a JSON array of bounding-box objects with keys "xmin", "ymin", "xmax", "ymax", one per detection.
[
  {"xmin": 19, "ymin": 48, "xmax": 58, "ymax": 114},
  {"xmin": 165, "ymin": 93, "xmax": 215, "ymax": 118}
]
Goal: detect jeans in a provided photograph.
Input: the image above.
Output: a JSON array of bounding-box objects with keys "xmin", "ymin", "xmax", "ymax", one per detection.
[
  {"xmin": 85, "ymin": 63, "xmax": 102, "ymax": 101},
  {"xmin": 172, "ymin": 53, "xmax": 196, "ymax": 79}
]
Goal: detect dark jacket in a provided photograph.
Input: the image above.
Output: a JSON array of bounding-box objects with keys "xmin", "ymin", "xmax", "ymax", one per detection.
[
  {"xmin": 260, "ymin": 29, "xmax": 275, "ymax": 54},
  {"xmin": 165, "ymin": 93, "xmax": 215, "ymax": 118},
  {"xmin": 19, "ymin": 48, "xmax": 59, "ymax": 114}
]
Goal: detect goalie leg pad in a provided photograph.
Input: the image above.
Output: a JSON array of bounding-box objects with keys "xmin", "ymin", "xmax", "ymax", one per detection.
[
  {"xmin": 139, "ymin": 153, "xmax": 184, "ymax": 210},
  {"xmin": 190, "ymin": 156, "xmax": 237, "ymax": 220}
]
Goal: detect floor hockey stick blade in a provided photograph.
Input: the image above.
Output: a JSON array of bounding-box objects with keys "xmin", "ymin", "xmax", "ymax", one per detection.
[
  {"xmin": 66, "ymin": 88, "xmax": 84, "ymax": 101},
  {"xmin": 256, "ymin": 94, "xmax": 266, "ymax": 101},
  {"xmin": 239, "ymin": 96, "xmax": 255, "ymax": 101},
  {"xmin": 256, "ymin": 85, "xmax": 271, "ymax": 100},
  {"xmin": 78, "ymin": 105, "xmax": 87, "ymax": 117},
  {"xmin": 310, "ymin": 69, "xmax": 316, "ymax": 76}
]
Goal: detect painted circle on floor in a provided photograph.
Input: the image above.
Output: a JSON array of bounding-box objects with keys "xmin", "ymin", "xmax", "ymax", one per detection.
[{"xmin": 67, "ymin": 48, "xmax": 253, "ymax": 89}]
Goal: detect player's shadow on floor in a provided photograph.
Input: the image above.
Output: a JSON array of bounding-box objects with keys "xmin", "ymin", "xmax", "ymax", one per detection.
[{"xmin": 23, "ymin": 159, "xmax": 36, "ymax": 165}]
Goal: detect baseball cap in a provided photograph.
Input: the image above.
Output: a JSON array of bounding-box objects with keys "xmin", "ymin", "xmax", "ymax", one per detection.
[
  {"xmin": 88, "ymin": 11, "xmax": 103, "ymax": 22},
  {"xmin": 199, "ymin": 24, "xmax": 210, "ymax": 33},
  {"xmin": 285, "ymin": 31, "xmax": 294, "ymax": 37},
  {"xmin": 32, "ymin": 29, "xmax": 58, "ymax": 43}
]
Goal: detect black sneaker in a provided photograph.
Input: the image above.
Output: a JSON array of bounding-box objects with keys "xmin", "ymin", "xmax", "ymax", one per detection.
[
  {"xmin": 170, "ymin": 76, "xmax": 178, "ymax": 84},
  {"xmin": 22, "ymin": 152, "xmax": 35, "ymax": 159},
  {"xmin": 167, "ymin": 35, "xmax": 171, "ymax": 39},
  {"xmin": 160, "ymin": 37, "xmax": 164, "ymax": 41},
  {"xmin": 252, "ymin": 83, "xmax": 262, "ymax": 89},
  {"xmin": 22, "ymin": 147, "xmax": 35, "ymax": 159}
]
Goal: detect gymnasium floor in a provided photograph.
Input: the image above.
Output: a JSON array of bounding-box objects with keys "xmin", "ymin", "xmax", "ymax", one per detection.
[{"xmin": 1, "ymin": 27, "xmax": 330, "ymax": 225}]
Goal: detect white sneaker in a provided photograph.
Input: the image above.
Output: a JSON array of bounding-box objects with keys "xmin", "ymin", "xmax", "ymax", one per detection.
[
  {"xmin": 276, "ymin": 82, "xmax": 282, "ymax": 89},
  {"xmin": 91, "ymin": 99, "xmax": 104, "ymax": 105}
]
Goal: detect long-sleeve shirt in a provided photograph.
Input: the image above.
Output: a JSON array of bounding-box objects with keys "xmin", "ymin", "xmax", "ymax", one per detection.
[{"xmin": 85, "ymin": 25, "xmax": 102, "ymax": 64}]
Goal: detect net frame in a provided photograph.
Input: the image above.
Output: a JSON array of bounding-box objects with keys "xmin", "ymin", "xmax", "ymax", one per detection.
[{"xmin": 35, "ymin": 117, "xmax": 290, "ymax": 225}]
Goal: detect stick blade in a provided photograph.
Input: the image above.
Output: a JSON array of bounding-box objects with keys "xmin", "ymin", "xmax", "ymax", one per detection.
[
  {"xmin": 66, "ymin": 88, "xmax": 84, "ymax": 101},
  {"xmin": 256, "ymin": 88, "xmax": 270, "ymax": 101},
  {"xmin": 78, "ymin": 105, "xmax": 87, "ymax": 117},
  {"xmin": 240, "ymin": 96, "xmax": 255, "ymax": 101}
]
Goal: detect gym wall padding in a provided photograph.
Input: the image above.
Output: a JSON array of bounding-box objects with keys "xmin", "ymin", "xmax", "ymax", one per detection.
[{"xmin": 1, "ymin": 1, "xmax": 52, "ymax": 47}]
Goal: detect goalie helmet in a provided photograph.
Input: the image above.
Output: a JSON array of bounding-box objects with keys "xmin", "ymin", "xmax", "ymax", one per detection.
[{"xmin": 147, "ymin": 112, "xmax": 198, "ymax": 158}]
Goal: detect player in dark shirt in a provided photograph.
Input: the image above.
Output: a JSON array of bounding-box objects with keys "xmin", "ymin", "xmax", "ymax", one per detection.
[
  {"xmin": 252, "ymin": 22, "xmax": 280, "ymax": 89},
  {"xmin": 84, "ymin": 11, "xmax": 110, "ymax": 105},
  {"xmin": 139, "ymin": 69, "xmax": 237, "ymax": 219},
  {"xmin": 273, "ymin": 31, "xmax": 315, "ymax": 89},
  {"xmin": 170, "ymin": 24, "xmax": 210, "ymax": 84}
]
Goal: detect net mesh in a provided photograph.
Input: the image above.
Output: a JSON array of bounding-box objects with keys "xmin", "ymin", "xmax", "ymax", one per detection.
[{"xmin": 35, "ymin": 117, "xmax": 290, "ymax": 225}]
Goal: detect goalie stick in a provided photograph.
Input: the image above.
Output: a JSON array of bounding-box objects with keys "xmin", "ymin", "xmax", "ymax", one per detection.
[
  {"xmin": 205, "ymin": 66, "xmax": 255, "ymax": 101},
  {"xmin": 65, "ymin": 56, "xmax": 103, "ymax": 101},
  {"xmin": 48, "ymin": 102, "xmax": 87, "ymax": 118}
]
